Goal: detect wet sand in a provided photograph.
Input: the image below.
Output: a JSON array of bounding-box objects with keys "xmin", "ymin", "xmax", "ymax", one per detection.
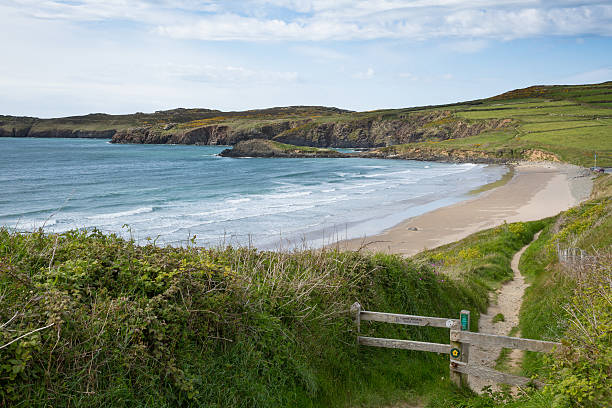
[{"xmin": 336, "ymin": 163, "xmax": 592, "ymax": 256}]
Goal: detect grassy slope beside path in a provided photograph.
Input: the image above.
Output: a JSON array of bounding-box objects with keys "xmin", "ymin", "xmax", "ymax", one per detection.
[
  {"xmin": 425, "ymin": 174, "xmax": 612, "ymax": 408},
  {"xmin": 0, "ymin": 223, "xmax": 541, "ymax": 408}
]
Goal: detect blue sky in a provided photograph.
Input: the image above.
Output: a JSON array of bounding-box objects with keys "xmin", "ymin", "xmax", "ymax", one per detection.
[{"xmin": 1, "ymin": 0, "xmax": 611, "ymax": 117}]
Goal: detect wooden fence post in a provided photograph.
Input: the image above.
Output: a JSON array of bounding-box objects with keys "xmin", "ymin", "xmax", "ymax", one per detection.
[
  {"xmin": 351, "ymin": 302, "xmax": 361, "ymax": 344},
  {"xmin": 460, "ymin": 310, "xmax": 470, "ymax": 386},
  {"xmin": 450, "ymin": 310, "xmax": 470, "ymax": 387}
]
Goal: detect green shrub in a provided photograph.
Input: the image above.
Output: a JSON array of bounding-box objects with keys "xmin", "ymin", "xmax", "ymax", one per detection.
[{"xmin": 0, "ymin": 228, "xmax": 488, "ymax": 407}]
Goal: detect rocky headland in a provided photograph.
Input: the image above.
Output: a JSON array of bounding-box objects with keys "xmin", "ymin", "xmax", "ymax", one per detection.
[
  {"xmin": 3, "ymin": 82, "xmax": 610, "ymax": 167},
  {"xmin": 219, "ymin": 139, "xmax": 348, "ymax": 158},
  {"xmin": 110, "ymin": 110, "xmax": 513, "ymax": 148}
]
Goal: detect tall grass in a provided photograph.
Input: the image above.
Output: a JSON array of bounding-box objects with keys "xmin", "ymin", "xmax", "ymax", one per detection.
[{"xmin": 1, "ymin": 227, "xmax": 491, "ymax": 407}]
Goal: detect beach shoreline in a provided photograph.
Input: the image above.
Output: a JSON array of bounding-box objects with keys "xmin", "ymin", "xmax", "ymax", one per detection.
[{"xmin": 334, "ymin": 162, "xmax": 593, "ymax": 256}]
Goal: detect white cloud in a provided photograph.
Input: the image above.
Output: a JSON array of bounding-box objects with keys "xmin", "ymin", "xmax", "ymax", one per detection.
[
  {"xmin": 399, "ymin": 72, "xmax": 417, "ymax": 80},
  {"xmin": 4, "ymin": 1, "xmax": 612, "ymax": 42},
  {"xmin": 291, "ymin": 45, "xmax": 346, "ymax": 60},
  {"xmin": 154, "ymin": 2, "xmax": 612, "ymax": 42},
  {"xmin": 352, "ymin": 67, "xmax": 375, "ymax": 79}
]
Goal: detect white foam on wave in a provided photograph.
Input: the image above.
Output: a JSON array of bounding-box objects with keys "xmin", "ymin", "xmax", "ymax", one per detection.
[
  {"xmin": 87, "ymin": 206, "xmax": 154, "ymax": 220},
  {"xmin": 340, "ymin": 181, "xmax": 387, "ymax": 190},
  {"xmin": 172, "ymin": 204, "xmax": 316, "ymax": 231},
  {"xmin": 12, "ymin": 218, "xmax": 59, "ymax": 230},
  {"xmin": 363, "ymin": 169, "xmax": 412, "ymax": 178},
  {"xmin": 195, "ymin": 207, "xmax": 238, "ymax": 217},
  {"xmin": 356, "ymin": 165, "xmax": 386, "ymax": 169},
  {"xmin": 226, "ymin": 198, "xmax": 251, "ymax": 204},
  {"xmin": 268, "ymin": 191, "xmax": 312, "ymax": 199}
]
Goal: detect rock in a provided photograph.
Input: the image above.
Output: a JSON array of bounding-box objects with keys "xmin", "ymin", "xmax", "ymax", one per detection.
[{"xmin": 219, "ymin": 139, "xmax": 347, "ymax": 158}]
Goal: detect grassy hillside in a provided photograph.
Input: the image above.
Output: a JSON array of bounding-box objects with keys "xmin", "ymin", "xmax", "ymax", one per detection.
[
  {"xmin": 2, "ymin": 82, "xmax": 611, "ymax": 166},
  {"xmin": 0, "ymin": 219, "xmax": 546, "ymax": 407},
  {"xmin": 373, "ymin": 82, "xmax": 612, "ymax": 167}
]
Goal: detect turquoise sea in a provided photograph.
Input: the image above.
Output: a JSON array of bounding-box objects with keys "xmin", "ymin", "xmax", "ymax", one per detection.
[{"xmin": 0, "ymin": 138, "xmax": 506, "ymax": 249}]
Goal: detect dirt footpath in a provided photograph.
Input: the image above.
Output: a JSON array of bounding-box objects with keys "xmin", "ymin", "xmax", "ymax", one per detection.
[{"xmin": 468, "ymin": 231, "xmax": 542, "ymax": 393}]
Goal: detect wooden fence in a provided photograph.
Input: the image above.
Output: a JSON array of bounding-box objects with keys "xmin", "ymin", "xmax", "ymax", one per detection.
[
  {"xmin": 556, "ymin": 243, "xmax": 593, "ymax": 265},
  {"xmin": 351, "ymin": 302, "xmax": 562, "ymax": 389}
]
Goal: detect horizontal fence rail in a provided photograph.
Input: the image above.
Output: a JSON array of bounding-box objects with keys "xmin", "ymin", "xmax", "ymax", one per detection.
[
  {"xmin": 450, "ymin": 331, "xmax": 562, "ymax": 353},
  {"xmin": 359, "ymin": 336, "xmax": 451, "ymax": 354},
  {"xmin": 352, "ymin": 302, "xmax": 564, "ymax": 390},
  {"xmin": 450, "ymin": 360, "xmax": 545, "ymax": 388},
  {"xmin": 360, "ymin": 310, "xmax": 459, "ymax": 328}
]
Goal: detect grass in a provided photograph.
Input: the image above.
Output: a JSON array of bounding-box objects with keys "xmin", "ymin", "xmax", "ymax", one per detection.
[
  {"xmin": 469, "ymin": 166, "xmax": 514, "ymax": 195},
  {"xmin": 0, "ymin": 213, "xmax": 553, "ymax": 407},
  {"xmin": 389, "ymin": 83, "xmax": 612, "ymax": 166},
  {"xmin": 270, "ymin": 141, "xmax": 337, "ymax": 153},
  {"xmin": 0, "ymin": 227, "xmax": 500, "ymax": 407},
  {"xmin": 492, "ymin": 313, "xmax": 505, "ymax": 323}
]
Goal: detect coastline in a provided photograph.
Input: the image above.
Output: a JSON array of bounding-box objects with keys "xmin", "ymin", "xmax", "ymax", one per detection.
[{"xmin": 335, "ymin": 162, "xmax": 592, "ymax": 256}]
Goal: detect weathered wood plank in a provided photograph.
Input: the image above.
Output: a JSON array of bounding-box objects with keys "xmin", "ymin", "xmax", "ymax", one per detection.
[
  {"xmin": 360, "ymin": 311, "xmax": 459, "ymax": 329},
  {"xmin": 358, "ymin": 336, "xmax": 451, "ymax": 354},
  {"xmin": 450, "ymin": 331, "xmax": 561, "ymax": 353},
  {"xmin": 351, "ymin": 302, "xmax": 361, "ymax": 345},
  {"xmin": 450, "ymin": 361, "xmax": 544, "ymax": 388}
]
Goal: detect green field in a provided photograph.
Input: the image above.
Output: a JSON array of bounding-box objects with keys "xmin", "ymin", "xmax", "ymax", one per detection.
[{"xmin": 405, "ymin": 83, "xmax": 612, "ymax": 166}]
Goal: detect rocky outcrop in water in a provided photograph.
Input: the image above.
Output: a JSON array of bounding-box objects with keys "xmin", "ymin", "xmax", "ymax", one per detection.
[{"xmin": 219, "ymin": 139, "xmax": 347, "ymax": 158}]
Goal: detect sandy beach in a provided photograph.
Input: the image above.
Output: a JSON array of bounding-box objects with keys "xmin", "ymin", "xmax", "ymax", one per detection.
[{"xmin": 336, "ymin": 162, "xmax": 593, "ymax": 256}]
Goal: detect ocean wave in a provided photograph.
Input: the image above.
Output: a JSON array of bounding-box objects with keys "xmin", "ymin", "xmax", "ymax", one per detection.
[
  {"xmin": 267, "ymin": 191, "xmax": 312, "ymax": 199},
  {"xmin": 87, "ymin": 207, "xmax": 154, "ymax": 219},
  {"xmin": 173, "ymin": 204, "xmax": 316, "ymax": 231},
  {"xmin": 194, "ymin": 207, "xmax": 239, "ymax": 217},
  {"xmin": 226, "ymin": 198, "xmax": 252, "ymax": 204},
  {"xmin": 363, "ymin": 169, "xmax": 412, "ymax": 178}
]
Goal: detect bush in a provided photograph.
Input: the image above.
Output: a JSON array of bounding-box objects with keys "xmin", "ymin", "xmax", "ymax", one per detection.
[{"xmin": 0, "ymin": 227, "xmax": 488, "ymax": 407}]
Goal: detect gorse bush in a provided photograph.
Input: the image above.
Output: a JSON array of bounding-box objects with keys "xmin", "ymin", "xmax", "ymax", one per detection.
[
  {"xmin": 0, "ymin": 227, "xmax": 493, "ymax": 407},
  {"xmin": 541, "ymin": 252, "xmax": 612, "ymax": 408}
]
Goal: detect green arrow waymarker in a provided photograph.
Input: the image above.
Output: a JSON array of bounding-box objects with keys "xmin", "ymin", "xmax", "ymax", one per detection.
[{"xmin": 450, "ymin": 348, "xmax": 461, "ymax": 359}]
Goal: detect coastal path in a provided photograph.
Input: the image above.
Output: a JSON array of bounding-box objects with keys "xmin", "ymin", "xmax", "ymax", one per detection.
[{"xmin": 350, "ymin": 237, "xmax": 562, "ymax": 390}]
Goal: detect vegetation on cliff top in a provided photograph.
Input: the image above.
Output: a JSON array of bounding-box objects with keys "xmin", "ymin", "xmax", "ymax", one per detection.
[
  {"xmin": 2, "ymin": 82, "xmax": 610, "ymax": 166},
  {"xmin": 219, "ymin": 139, "xmax": 347, "ymax": 158}
]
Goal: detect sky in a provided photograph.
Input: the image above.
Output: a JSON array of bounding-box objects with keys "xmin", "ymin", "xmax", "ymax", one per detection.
[{"xmin": 0, "ymin": 0, "xmax": 611, "ymax": 117}]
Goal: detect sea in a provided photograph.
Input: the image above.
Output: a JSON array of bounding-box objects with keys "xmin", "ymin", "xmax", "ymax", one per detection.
[{"xmin": 0, "ymin": 138, "xmax": 507, "ymax": 249}]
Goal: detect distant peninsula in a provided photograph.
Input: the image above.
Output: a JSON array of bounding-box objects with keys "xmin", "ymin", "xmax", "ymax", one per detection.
[{"xmin": 2, "ymin": 82, "xmax": 611, "ymax": 166}]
